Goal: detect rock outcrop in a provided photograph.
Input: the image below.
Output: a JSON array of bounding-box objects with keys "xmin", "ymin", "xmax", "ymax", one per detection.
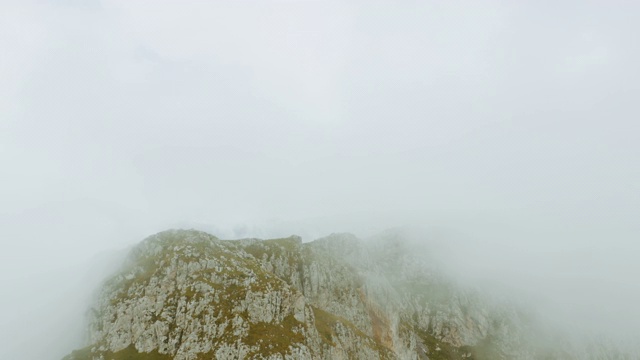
[{"xmin": 63, "ymin": 229, "xmax": 633, "ymax": 360}]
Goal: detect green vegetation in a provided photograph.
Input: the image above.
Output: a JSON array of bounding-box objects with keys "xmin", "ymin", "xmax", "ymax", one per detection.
[
  {"xmin": 312, "ymin": 306, "xmax": 340, "ymax": 346},
  {"xmin": 63, "ymin": 345, "xmax": 173, "ymax": 360},
  {"xmin": 312, "ymin": 306, "xmax": 394, "ymax": 359},
  {"xmin": 64, "ymin": 230, "xmax": 548, "ymax": 360},
  {"xmin": 415, "ymin": 327, "xmax": 469, "ymax": 360},
  {"xmin": 245, "ymin": 314, "xmax": 305, "ymax": 357},
  {"xmin": 62, "ymin": 346, "xmax": 92, "ymax": 360},
  {"xmin": 244, "ymin": 236, "xmax": 302, "ymax": 268},
  {"xmin": 312, "ymin": 306, "xmax": 370, "ymax": 345},
  {"xmin": 101, "ymin": 346, "xmax": 173, "ymax": 360}
]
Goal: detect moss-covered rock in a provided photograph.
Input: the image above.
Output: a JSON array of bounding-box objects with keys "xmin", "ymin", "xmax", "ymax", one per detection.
[{"xmin": 64, "ymin": 229, "xmax": 623, "ymax": 360}]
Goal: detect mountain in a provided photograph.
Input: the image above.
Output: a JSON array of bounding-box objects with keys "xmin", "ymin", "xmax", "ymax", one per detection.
[{"xmin": 63, "ymin": 229, "xmax": 633, "ymax": 360}]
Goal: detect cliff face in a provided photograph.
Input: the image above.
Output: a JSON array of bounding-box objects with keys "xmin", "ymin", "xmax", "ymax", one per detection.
[{"xmin": 62, "ymin": 230, "xmax": 626, "ymax": 360}]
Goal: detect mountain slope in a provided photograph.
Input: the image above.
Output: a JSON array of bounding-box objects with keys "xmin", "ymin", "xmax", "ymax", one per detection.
[{"xmin": 63, "ymin": 229, "xmax": 631, "ymax": 360}]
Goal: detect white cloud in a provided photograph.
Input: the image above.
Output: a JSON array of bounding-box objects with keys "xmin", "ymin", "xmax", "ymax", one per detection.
[{"xmin": 1, "ymin": 1, "xmax": 639, "ymax": 358}]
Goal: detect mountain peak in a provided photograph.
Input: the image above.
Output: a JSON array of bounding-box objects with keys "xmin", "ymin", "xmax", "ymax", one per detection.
[{"xmin": 64, "ymin": 230, "xmax": 629, "ymax": 360}]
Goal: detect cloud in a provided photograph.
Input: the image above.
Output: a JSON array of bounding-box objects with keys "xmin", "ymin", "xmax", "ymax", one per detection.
[{"xmin": 1, "ymin": 0, "xmax": 639, "ymax": 358}]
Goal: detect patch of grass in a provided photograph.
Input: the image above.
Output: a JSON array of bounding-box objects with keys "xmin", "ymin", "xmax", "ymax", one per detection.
[
  {"xmin": 410, "ymin": 323, "xmax": 503, "ymax": 360},
  {"xmin": 312, "ymin": 306, "xmax": 371, "ymax": 345},
  {"xmin": 312, "ymin": 306, "xmax": 340, "ymax": 346},
  {"xmin": 460, "ymin": 336, "xmax": 504, "ymax": 360},
  {"xmin": 415, "ymin": 327, "xmax": 462, "ymax": 360},
  {"xmin": 244, "ymin": 243, "xmax": 269, "ymax": 260},
  {"xmin": 244, "ymin": 236, "xmax": 302, "ymax": 269},
  {"xmin": 245, "ymin": 314, "xmax": 305, "ymax": 357},
  {"xmin": 62, "ymin": 346, "xmax": 92, "ymax": 360},
  {"xmin": 265, "ymin": 236, "xmax": 301, "ymax": 249},
  {"xmin": 101, "ymin": 345, "xmax": 173, "ymax": 360},
  {"xmin": 312, "ymin": 306, "xmax": 395, "ymax": 358},
  {"xmin": 63, "ymin": 345, "xmax": 173, "ymax": 360}
]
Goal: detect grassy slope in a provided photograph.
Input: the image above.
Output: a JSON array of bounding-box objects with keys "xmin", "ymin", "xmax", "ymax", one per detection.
[{"xmin": 63, "ymin": 231, "xmax": 507, "ymax": 360}]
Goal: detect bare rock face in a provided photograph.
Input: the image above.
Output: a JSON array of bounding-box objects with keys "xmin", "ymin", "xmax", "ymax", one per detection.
[{"xmin": 62, "ymin": 229, "xmax": 630, "ymax": 360}]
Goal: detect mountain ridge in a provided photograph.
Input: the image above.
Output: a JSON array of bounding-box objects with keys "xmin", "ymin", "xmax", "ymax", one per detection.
[{"xmin": 63, "ymin": 229, "xmax": 633, "ymax": 360}]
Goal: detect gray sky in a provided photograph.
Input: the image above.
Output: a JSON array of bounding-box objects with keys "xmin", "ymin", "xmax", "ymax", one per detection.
[{"xmin": 1, "ymin": 0, "xmax": 639, "ymax": 358}]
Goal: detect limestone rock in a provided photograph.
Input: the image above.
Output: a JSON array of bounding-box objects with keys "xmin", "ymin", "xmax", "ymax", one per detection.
[{"xmin": 63, "ymin": 229, "xmax": 631, "ymax": 360}]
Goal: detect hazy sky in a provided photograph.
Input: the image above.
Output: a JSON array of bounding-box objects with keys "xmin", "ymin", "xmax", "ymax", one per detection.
[{"xmin": 1, "ymin": 1, "xmax": 639, "ymax": 358}]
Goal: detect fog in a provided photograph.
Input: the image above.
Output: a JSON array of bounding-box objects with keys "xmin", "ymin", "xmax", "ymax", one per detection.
[{"xmin": 1, "ymin": 1, "xmax": 639, "ymax": 359}]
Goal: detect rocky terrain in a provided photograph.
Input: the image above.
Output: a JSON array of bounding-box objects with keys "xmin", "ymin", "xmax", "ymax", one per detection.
[{"xmin": 63, "ymin": 229, "xmax": 634, "ymax": 360}]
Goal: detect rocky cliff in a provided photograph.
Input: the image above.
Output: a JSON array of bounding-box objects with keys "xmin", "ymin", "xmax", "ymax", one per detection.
[{"xmin": 63, "ymin": 229, "xmax": 633, "ymax": 360}]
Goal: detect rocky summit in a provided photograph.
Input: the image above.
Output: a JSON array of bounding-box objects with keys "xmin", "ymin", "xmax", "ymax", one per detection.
[{"xmin": 63, "ymin": 229, "xmax": 631, "ymax": 360}]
